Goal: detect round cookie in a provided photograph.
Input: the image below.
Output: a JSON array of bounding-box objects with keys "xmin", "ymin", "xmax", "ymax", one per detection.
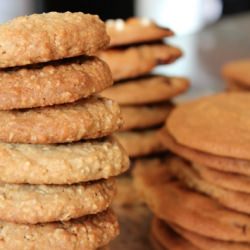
[
  {"xmin": 99, "ymin": 43, "xmax": 182, "ymax": 81},
  {"xmin": 0, "ymin": 56, "xmax": 112, "ymax": 110},
  {"xmin": 0, "ymin": 96, "xmax": 122, "ymax": 144},
  {"xmin": 0, "ymin": 137, "xmax": 129, "ymax": 185},
  {"xmin": 115, "ymin": 129, "xmax": 165, "ymax": 157},
  {"xmin": 0, "ymin": 179, "xmax": 115, "ymax": 224},
  {"xmin": 101, "ymin": 75, "xmax": 189, "ymax": 105},
  {"xmin": 133, "ymin": 157, "xmax": 250, "ymax": 242},
  {"xmin": 0, "ymin": 12, "xmax": 109, "ymax": 68},
  {"xmin": 120, "ymin": 103, "xmax": 173, "ymax": 131},
  {"xmin": 0, "ymin": 209, "xmax": 118, "ymax": 250},
  {"xmin": 106, "ymin": 17, "xmax": 174, "ymax": 47}
]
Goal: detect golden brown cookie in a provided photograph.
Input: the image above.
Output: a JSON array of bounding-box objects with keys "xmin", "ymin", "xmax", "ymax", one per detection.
[
  {"xmin": 0, "ymin": 12, "xmax": 109, "ymax": 68},
  {"xmin": 0, "ymin": 97, "xmax": 122, "ymax": 144},
  {"xmin": 106, "ymin": 17, "xmax": 174, "ymax": 47},
  {"xmin": 167, "ymin": 92, "xmax": 250, "ymax": 160},
  {"xmin": 115, "ymin": 129, "xmax": 165, "ymax": 157},
  {"xmin": 0, "ymin": 137, "xmax": 129, "ymax": 185},
  {"xmin": 0, "ymin": 56, "xmax": 112, "ymax": 110},
  {"xmin": 0, "ymin": 179, "xmax": 115, "ymax": 224},
  {"xmin": 0, "ymin": 209, "xmax": 118, "ymax": 250},
  {"xmin": 133, "ymin": 157, "xmax": 250, "ymax": 242},
  {"xmin": 99, "ymin": 44, "xmax": 182, "ymax": 81},
  {"xmin": 101, "ymin": 75, "xmax": 189, "ymax": 105}
]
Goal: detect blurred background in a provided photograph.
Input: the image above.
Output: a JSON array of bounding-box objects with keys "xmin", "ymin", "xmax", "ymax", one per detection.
[{"xmin": 0, "ymin": 0, "xmax": 249, "ymax": 99}]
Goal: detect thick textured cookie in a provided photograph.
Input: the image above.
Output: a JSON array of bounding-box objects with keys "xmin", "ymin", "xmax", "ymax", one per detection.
[
  {"xmin": 115, "ymin": 129, "xmax": 165, "ymax": 157},
  {"xmin": 106, "ymin": 17, "xmax": 174, "ymax": 47},
  {"xmin": 167, "ymin": 93, "xmax": 250, "ymax": 160},
  {"xmin": 0, "ymin": 137, "xmax": 129, "ymax": 185},
  {"xmin": 133, "ymin": 157, "xmax": 250, "ymax": 242},
  {"xmin": 159, "ymin": 128, "xmax": 250, "ymax": 176},
  {"xmin": 120, "ymin": 103, "xmax": 173, "ymax": 131},
  {"xmin": 0, "ymin": 12, "xmax": 109, "ymax": 68},
  {"xmin": 0, "ymin": 179, "xmax": 115, "ymax": 224},
  {"xmin": 0, "ymin": 56, "xmax": 112, "ymax": 110},
  {"xmin": 101, "ymin": 75, "xmax": 189, "ymax": 105},
  {"xmin": 99, "ymin": 44, "xmax": 182, "ymax": 81},
  {"xmin": 0, "ymin": 97, "xmax": 122, "ymax": 144},
  {"xmin": 0, "ymin": 209, "xmax": 118, "ymax": 250}
]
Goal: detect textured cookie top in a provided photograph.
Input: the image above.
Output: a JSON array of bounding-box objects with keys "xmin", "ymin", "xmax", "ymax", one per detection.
[
  {"xmin": 0, "ymin": 56, "xmax": 112, "ymax": 110},
  {"xmin": 167, "ymin": 92, "xmax": 250, "ymax": 160},
  {"xmin": 0, "ymin": 12, "xmax": 109, "ymax": 68},
  {"xmin": 106, "ymin": 17, "xmax": 174, "ymax": 47}
]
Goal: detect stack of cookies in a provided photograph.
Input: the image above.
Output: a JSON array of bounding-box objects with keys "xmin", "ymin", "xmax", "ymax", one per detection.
[
  {"xmin": 134, "ymin": 92, "xmax": 250, "ymax": 249},
  {"xmin": 0, "ymin": 12, "xmax": 129, "ymax": 249}
]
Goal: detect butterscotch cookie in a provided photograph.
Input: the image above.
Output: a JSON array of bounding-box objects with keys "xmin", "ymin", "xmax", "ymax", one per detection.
[
  {"xmin": 133, "ymin": 157, "xmax": 250, "ymax": 242},
  {"xmin": 106, "ymin": 17, "xmax": 174, "ymax": 47},
  {"xmin": 167, "ymin": 93, "xmax": 250, "ymax": 160},
  {"xmin": 99, "ymin": 44, "xmax": 182, "ymax": 81},
  {"xmin": 0, "ymin": 209, "xmax": 118, "ymax": 250},
  {"xmin": 101, "ymin": 75, "xmax": 189, "ymax": 105},
  {"xmin": 0, "ymin": 56, "xmax": 112, "ymax": 110},
  {"xmin": 0, "ymin": 97, "xmax": 122, "ymax": 144},
  {"xmin": 115, "ymin": 129, "xmax": 165, "ymax": 157},
  {"xmin": 0, "ymin": 179, "xmax": 115, "ymax": 224},
  {"xmin": 0, "ymin": 137, "xmax": 129, "ymax": 185},
  {"xmin": 0, "ymin": 12, "xmax": 109, "ymax": 68},
  {"xmin": 120, "ymin": 103, "xmax": 173, "ymax": 131}
]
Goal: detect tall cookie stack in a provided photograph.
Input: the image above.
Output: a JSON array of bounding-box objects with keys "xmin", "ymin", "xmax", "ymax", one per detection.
[
  {"xmin": 0, "ymin": 12, "xmax": 129, "ymax": 249},
  {"xmin": 134, "ymin": 92, "xmax": 250, "ymax": 249}
]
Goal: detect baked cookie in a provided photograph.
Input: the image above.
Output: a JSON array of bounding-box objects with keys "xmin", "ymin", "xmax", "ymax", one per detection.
[
  {"xmin": 99, "ymin": 44, "xmax": 182, "ymax": 81},
  {"xmin": 0, "ymin": 137, "xmax": 129, "ymax": 185},
  {"xmin": 0, "ymin": 96, "xmax": 122, "ymax": 144},
  {"xmin": 0, "ymin": 179, "xmax": 115, "ymax": 224},
  {"xmin": 101, "ymin": 75, "xmax": 189, "ymax": 105},
  {"xmin": 0, "ymin": 209, "xmax": 118, "ymax": 250},
  {"xmin": 167, "ymin": 92, "xmax": 250, "ymax": 160},
  {"xmin": 0, "ymin": 12, "xmax": 109, "ymax": 68},
  {"xmin": 115, "ymin": 129, "xmax": 165, "ymax": 157},
  {"xmin": 120, "ymin": 103, "xmax": 173, "ymax": 131},
  {"xmin": 0, "ymin": 56, "xmax": 112, "ymax": 110},
  {"xmin": 106, "ymin": 17, "xmax": 174, "ymax": 47},
  {"xmin": 133, "ymin": 157, "xmax": 250, "ymax": 242}
]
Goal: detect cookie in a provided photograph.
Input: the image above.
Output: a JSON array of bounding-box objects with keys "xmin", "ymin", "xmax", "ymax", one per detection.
[
  {"xmin": 167, "ymin": 93, "xmax": 250, "ymax": 160},
  {"xmin": 0, "ymin": 209, "xmax": 118, "ymax": 250},
  {"xmin": 0, "ymin": 178, "xmax": 115, "ymax": 224},
  {"xmin": 0, "ymin": 12, "xmax": 109, "ymax": 68},
  {"xmin": 133, "ymin": 157, "xmax": 250, "ymax": 242},
  {"xmin": 0, "ymin": 96, "xmax": 122, "ymax": 144},
  {"xmin": 115, "ymin": 129, "xmax": 165, "ymax": 157},
  {"xmin": 0, "ymin": 56, "xmax": 112, "ymax": 110},
  {"xmin": 159, "ymin": 127, "xmax": 250, "ymax": 176},
  {"xmin": 120, "ymin": 103, "xmax": 173, "ymax": 131},
  {"xmin": 106, "ymin": 17, "xmax": 174, "ymax": 47},
  {"xmin": 0, "ymin": 137, "xmax": 129, "ymax": 185},
  {"xmin": 101, "ymin": 75, "xmax": 189, "ymax": 105},
  {"xmin": 99, "ymin": 44, "xmax": 182, "ymax": 81},
  {"xmin": 226, "ymin": 80, "xmax": 249, "ymax": 91}
]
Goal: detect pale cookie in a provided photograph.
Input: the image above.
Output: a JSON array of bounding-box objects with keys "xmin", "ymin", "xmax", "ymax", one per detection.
[
  {"xmin": 106, "ymin": 17, "xmax": 174, "ymax": 47},
  {"xmin": 115, "ymin": 129, "xmax": 165, "ymax": 157},
  {"xmin": 120, "ymin": 103, "xmax": 173, "ymax": 131},
  {"xmin": 0, "ymin": 12, "xmax": 109, "ymax": 68},
  {"xmin": 0, "ymin": 96, "xmax": 122, "ymax": 144},
  {"xmin": 0, "ymin": 137, "xmax": 129, "ymax": 185},
  {"xmin": 167, "ymin": 92, "xmax": 250, "ymax": 160},
  {"xmin": 0, "ymin": 56, "xmax": 112, "ymax": 110},
  {"xmin": 133, "ymin": 157, "xmax": 250, "ymax": 242},
  {"xmin": 101, "ymin": 75, "xmax": 189, "ymax": 105},
  {"xmin": 99, "ymin": 44, "xmax": 182, "ymax": 81},
  {"xmin": 0, "ymin": 178, "xmax": 115, "ymax": 224},
  {"xmin": 0, "ymin": 209, "xmax": 118, "ymax": 250}
]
